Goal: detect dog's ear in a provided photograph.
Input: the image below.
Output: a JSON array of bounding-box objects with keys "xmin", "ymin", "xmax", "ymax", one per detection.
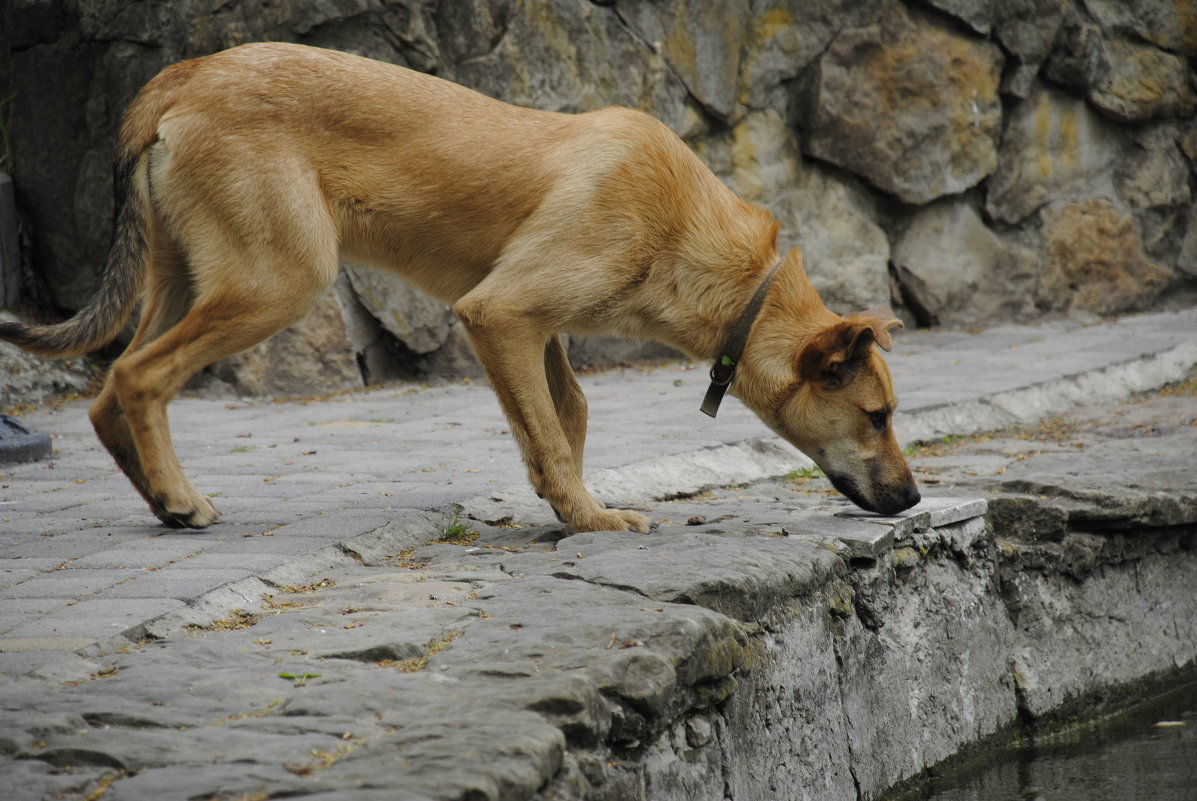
[
  {"xmin": 798, "ymin": 308, "xmax": 902, "ymax": 389},
  {"xmin": 844, "ymin": 305, "xmax": 903, "ymax": 352}
]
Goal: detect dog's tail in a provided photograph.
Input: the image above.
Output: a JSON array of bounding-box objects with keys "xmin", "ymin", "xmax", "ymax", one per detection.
[{"xmin": 0, "ymin": 89, "xmax": 162, "ymax": 358}]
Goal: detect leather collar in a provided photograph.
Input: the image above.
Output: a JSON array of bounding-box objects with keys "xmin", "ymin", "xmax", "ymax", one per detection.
[{"xmin": 699, "ymin": 256, "xmax": 784, "ymax": 418}]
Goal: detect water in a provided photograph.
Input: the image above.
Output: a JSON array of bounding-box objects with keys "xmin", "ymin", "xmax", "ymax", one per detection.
[{"xmin": 919, "ymin": 684, "xmax": 1197, "ymax": 801}]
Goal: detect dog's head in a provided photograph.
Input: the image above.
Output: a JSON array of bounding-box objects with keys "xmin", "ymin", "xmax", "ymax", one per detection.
[{"xmin": 736, "ymin": 254, "xmax": 920, "ymax": 515}]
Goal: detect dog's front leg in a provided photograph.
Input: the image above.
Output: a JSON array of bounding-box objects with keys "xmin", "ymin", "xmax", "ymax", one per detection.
[
  {"xmin": 456, "ymin": 306, "xmax": 649, "ymax": 533},
  {"xmin": 543, "ymin": 336, "xmax": 586, "ymax": 478}
]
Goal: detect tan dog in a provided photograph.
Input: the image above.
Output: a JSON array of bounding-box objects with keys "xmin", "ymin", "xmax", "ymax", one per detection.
[{"xmin": 0, "ymin": 43, "xmax": 919, "ymax": 531}]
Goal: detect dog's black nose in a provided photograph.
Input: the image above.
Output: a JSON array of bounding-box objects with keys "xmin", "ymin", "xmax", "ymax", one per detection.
[{"xmin": 903, "ymin": 484, "xmax": 921, "ymax": 510}]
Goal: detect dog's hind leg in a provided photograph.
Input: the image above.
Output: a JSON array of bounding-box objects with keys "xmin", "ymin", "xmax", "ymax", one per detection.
[
  {"xmin": 90, "ymin": 228, "xmax": 195, "ymax": 517},
  {"xmin": 109, "ymin": 247, "xmax": 337, "ymax": 528},
  {"xmin": 544, "ymin": 336, "xmax": 587, "ymax": 478}
]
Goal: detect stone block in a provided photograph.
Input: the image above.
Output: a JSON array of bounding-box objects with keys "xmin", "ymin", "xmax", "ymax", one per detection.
[
  {"xmin": 805, "ymin": 0, "xmax": 1003, "ymax": 204},
  {"xmin": 96, "ymin": 567, "xmax": 260, "ymax": 601},
  {"xmin": 1046, "ymin": 17, "xmax": 1196, "ymax": 123},
  {"xmin": 0, "ymin": 636, "xmax": 99, "ymax": 653},
  {"xmin": 1037, "ymin": 199, "xmax": 1170, "ymax": 314},
  {"xmin": 3, "ymin": 597, "xmax": 183, "ymax": 640},
  {"xmin": 986, "ymin": 85, "xmax": 1126, "ymax": 225},
  {"xmin": 68, "ymin": 539, "xmax": 216, "ymax": 570},
  {"xmin": 892, "ymin": 199, "xmax": 1037, "ymax": 326},
  {"xmin": 551, "ymin": 530, "xmax": 845, "ymax": 622}
]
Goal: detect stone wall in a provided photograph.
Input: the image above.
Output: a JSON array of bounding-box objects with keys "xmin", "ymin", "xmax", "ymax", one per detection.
[
  {"xmin": 534, "ymin": 502, "xmax": 1197, "ymax": 801},
  {"xmin": 4, "ymin": 0, "xmax": 1196, "ymax": 395}
]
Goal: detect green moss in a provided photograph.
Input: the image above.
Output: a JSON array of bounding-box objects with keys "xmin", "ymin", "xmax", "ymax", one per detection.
[{"xmin": 892, "ymin": 547, "xmax": 921, "ymax": 570}]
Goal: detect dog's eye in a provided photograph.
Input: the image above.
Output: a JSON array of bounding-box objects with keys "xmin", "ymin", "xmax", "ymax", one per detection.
[{"xmin": 866, "ymin": 410, "xmax": 888, "ymax": 431}]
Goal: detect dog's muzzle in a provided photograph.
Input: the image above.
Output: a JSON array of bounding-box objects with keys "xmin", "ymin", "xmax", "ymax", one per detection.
[{"xmin": 827, "ymin": 472, "xmax": 920, "ymax": 516}]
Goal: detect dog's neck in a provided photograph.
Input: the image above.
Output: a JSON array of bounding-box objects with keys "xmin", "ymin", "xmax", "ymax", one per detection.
[
  {"xmin": 699, "ymin": 255, "xmax": 785, "ymax": 416},
  {"xmin": 719, "ymin": 249, "xmax": 841, "ymax": 416}
]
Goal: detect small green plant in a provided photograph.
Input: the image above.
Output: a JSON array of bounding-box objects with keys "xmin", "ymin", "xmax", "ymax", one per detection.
[
  {"xmin": 279, "ymin": 671, "xmax": 321, "ymax": 686},
  {"xmin": 785, "ymin": 465, "xmax": 825, "ymax": 481},
  {"xmin": 436, "ymin": 519, "xmax": 479, "ymax": 545},
  {"xmin": 434, "ymin": 507, "xmax": 479, "ymax": 545}
]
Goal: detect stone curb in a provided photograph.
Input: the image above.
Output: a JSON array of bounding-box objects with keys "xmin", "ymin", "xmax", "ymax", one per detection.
[
  {"xmin": 139, "ymin": 510, "xmax": 449, "ymax": 641},
  {"xmin": 898, "ymin": 338, "xmax": 1197, "ymax": 444}
]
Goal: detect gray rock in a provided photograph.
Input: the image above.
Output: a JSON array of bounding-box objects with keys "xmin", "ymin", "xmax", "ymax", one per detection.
[
  {"xmin": 417, "ymin": 320, "xmax": 486, "ymax": 380},
  {"xmin": 1082, "ymin": 0, "xmax": 1197, "ymax": 56},
  {"xmin": 615, "ymin": 0, "xmax": 749, "ymax": 123},
  {"xmin": 1086, "ymin": 38, "xmax": 1196, "ymax": 123},
  {"xmin": 986, "ymin": 84, "xmax": 1126, "ymax": 225},
  {"xmin": 1036, "ymin": 198, "xmax": 1171, "ymax": 314},
  {"xmin": 444, "ymin": 0, "xmax": 696, "ymax": 134},
  {"xmin": 739, "ymin": 0, "xmax": 862, "ymax": 112},
  {"xmin": 805, "ymin": 0, "xmax": 1004, "ymax": 204},
  {"xmin": 1046, "ymin": 17, "xmax": 1197, "ymax": 123},
  {"xmin": 1180, "ymin": 204, "xmax": 1197, "ymax": 279},
  {"xmin": 892, "ymin": 199, "xmax": 1037, "ymax": 326},
  {"xmin": 923, "ymin": 0, "xmax": 992, "ymax": 33},
  {"xmin": 1117, "ymin": 123, "xmax": 1193, "ymax": 211},
  {"xmin": 697, "ymin": 110, "xmax": 891, "ymax": 313},
  {"xmin": 327, "ymin": 270, "xmax": 401, "ymax": 384},
  {"xmin": 992, "ymin": 0, "xmax": 1068, "ymax": 97},
  {"xmin": 204, "ymin": 286, "xmax": 364, "ymax": 397},
  {"xmin": 344, "ymin": 263, "xmax": 455, "ymax": 356},
  {"xmin": 0, "ymin": 319, "xmax": 95, "ymax": 408}
]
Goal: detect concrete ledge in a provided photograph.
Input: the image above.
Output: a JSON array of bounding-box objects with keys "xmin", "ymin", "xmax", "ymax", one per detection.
[{"xmin": 7, "ymin": 488, "xmax": 1193, "ymax": 801}]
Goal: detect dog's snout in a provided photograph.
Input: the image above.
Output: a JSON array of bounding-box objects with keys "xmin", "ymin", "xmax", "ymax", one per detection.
[
  {"xmin": 829, "ymin": 469, "xmax": 922, "ymax": 516},
  {"xmin": 903, "ymin": 484, "xmax": 921, "ymax": 510},
  {"xmin": 875, "ymin": 482, "xmax": 920, "ymax": 516},
  {"xmin": 879, "ymin": 480, "xmax": 921, "ymax": 515}
]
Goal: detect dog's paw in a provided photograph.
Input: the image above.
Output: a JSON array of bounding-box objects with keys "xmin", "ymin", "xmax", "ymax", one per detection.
[
  {"xmin": 153, "ymin": 493, "xmax": 220, "ymax": 529},
  {"xmin": 613, "ymin": 509, "xmax": 652, "ymax": 533},
  {"xmin": 574, "ymin": 508, "xmax": 651, "ymax": 533}
]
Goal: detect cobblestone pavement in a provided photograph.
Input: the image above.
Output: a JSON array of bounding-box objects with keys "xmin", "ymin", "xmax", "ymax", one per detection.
[{"xmin": 0, "ymin": 308, "xmax": 1195, "ymax": 800}]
